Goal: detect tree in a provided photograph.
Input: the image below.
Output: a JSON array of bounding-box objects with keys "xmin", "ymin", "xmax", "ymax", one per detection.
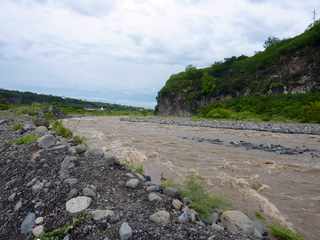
[{"xmin": 263, "ymin": 36, "xmax": 281, "ymax": 49}]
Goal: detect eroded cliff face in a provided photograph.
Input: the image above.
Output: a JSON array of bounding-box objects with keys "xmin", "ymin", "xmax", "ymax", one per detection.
[{"xmin": 156, "ymin": 46, "xmax": 320, "ymax": 116}]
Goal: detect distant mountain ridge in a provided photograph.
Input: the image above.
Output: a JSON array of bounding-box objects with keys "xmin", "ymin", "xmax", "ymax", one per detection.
[
  {"xmin": 0, "ymin": 88, "xmax": 146, "ymax": 111},
  {"xmin": 156, "ymin": 22, "xmax": 320, "ymax": 116}
]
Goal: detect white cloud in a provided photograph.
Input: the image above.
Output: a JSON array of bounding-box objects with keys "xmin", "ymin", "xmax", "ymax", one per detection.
[{"xmin": 0, "ymin": 0, "xmax": 319, "ymax": 107}]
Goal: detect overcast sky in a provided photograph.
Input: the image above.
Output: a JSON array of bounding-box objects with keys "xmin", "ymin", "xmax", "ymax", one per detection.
[{"xmin": 0, "ymin": 0, "xmax": 319, "ymax": 107}]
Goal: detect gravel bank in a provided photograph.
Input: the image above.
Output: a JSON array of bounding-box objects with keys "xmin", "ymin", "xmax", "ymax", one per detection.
[{"xmin": 121, "ymin": 117, "xmax": 320, "ymax": 135}]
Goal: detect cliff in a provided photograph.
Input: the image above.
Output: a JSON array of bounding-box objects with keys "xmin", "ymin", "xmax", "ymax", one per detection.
[{"xmin": 156, "ymin": 22, "xmax": 320, "ymax": 116}]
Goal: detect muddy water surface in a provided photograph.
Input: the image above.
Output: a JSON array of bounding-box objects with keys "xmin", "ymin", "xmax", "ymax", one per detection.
[{"xmin": 64, "ymin": 116, "xmax": 320, "ymax": 240}]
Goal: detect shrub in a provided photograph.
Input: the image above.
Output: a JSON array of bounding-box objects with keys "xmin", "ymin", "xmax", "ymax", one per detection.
[
  {"xmin": 179, "ymin": 175, "xmax": 230, "ymax": 220},
  {"xmin": 14, "ymin": 134, "xmax": 38, "ymax": 145},
  {"xmin": 73, "ymin": 135, "xmax": 86, "ymax": 145},
  {"xmin": 124, "ymin": 161, "xmax": 144, "ymax": 175},
  {"xmin": 205, "ymin": 108, "xmax": 232, "ymax": 119},
  {"xmin": 303, "ymin": 101, "xmax": 320, "ymax": 123},
  {"xmin": 52, "ymin": 121, "xmax": 73, "ymax": 139},
  {"xmin": 0, "ymin": 104, "xmax": 9, "ymax": 110},
  {"xmin": 269, "ymin": 224, "xmax": 304, "ymax": 240},
  {"xmin": 11, "ymin": 122, "xmax": 23, "ymax": 131}
]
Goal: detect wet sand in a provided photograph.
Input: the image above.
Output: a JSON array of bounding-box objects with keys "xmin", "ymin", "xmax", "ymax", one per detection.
[{"xmin": 64, "ymin": 116, "xmax": 320, "ymax": 240}]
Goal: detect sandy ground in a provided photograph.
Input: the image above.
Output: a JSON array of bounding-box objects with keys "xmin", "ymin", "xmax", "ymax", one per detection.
[{"xmin": 65, "ymin": 116, "xmax": 320, "ymax": 240}]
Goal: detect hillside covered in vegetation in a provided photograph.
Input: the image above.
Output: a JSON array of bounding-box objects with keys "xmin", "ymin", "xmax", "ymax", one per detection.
[
  {"xmin": 156, "ymin": 22, "xmax": 320, "ymax": 122},
  {"xmin": 0, "ymin": 88, "xmax": 151, "ymax": 116}
]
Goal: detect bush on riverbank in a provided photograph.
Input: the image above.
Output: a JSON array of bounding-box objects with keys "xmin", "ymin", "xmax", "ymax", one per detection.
[{"xmin": 198, "ymin": 92, "xmax": 320, "ymax": 123}]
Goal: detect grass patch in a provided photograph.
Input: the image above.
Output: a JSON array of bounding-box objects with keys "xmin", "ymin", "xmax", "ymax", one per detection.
[
  {"xmin": 269, "ymin": 224, "xmax": 304, "ymax": 240},
  {"xmin": 14, "ymin": 134, "xmax": 38, "ymax": 145},
  {"xmin": 51, "ymin": 121, "xmax": 73, "ymax": 139},
  {"xmin": 255, "ymin": 211, "xmax": 266, "ymax": 222},
  {"xmin": 11, "ymin": 122, "xmax": 23, "ymax": 131},
  {"xmin": 37, "ymin": 213, "xmax": 88, "ymax": 240},
  {"xmin": 124, "ymin": 161, "xmax": 144, "ymax": 175},
  {"xmin": 160, "ymin": 179, "xmax": 177, "ymax": 189},
  {"xmin": 73, "ymin": 135, "xmax": 86, "ymax": 145},
  {"xmin": 179, "ymin": 175, "xmax": 230, "ymax": 220}
]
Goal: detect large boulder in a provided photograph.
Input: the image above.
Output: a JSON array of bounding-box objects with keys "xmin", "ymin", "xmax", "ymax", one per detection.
[
  {"xmin": 37, "ymin": 134, "xmax": 56, "ymax": 148},
  {"xmin": 221, "ymin": 210, "xmax": 254, "ymax": 235},
  {"xmin": 66, "ymin": 196, "xmax": 92, "ymax": 214}
]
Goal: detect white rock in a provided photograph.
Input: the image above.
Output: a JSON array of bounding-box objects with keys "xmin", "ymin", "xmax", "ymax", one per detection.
[
  {"xmin": 149, "ymin": 210, "xmax": 170, "ymax": 225},
  {"xmin": 119, "ymin": 222, "xmax": 132, "ymax": 240},
  {"xmin": 32, "ymin": 225, "xmax": 44, "ymax": 237},
  {"xmin": 35, "ymin": 217, "xmax": 44, "ymax": 225},
  {"xmin": 148, "ymin": 193, "xmax": 162, "ymax": 202},
  {"xmin": 66, "ymin": 196, "xmax": 92, "ymax": 214},
  {"xmin": 126, "ymin": 179, "xmax": 139, "ymax": 189}
]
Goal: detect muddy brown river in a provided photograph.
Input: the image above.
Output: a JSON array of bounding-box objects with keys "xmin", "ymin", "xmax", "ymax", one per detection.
[{"xmin": 64, "ymin": 116, "xmax": 320, "ymax": 240}]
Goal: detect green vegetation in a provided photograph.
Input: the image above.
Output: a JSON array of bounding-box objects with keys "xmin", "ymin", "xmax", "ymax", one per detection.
[
  {"xmin": 198, "ymin": 92, "xmax": 320, "ymax": 123},
  {"xmin": 161, "ymin": 175, "xmax": 230, "ymax": 221},
  {"xmin": 255, "ymin": 211, "xmax": 266, "ymax": 222},
  {"xmin": 37, "ymin": 213, "xmax": 88, "ymax": 240},
  {"xmin": 14, "ymin": 134, "xmax": 38, "ymax": 145},
  {"xmin": 157, "ymin": 22, "xmax": 320, "ymax": 121},
  {"xmin": 124, "ymin": 161, "xmax": 145, "ymax": 175},
  {"xmin": 52, "ymin": 121, "xmax": 73, "ymax": 139},
  {"xmin": 11, "ymin": 122, "xmax": 23, "ymax": 131},
  {"xmin": 269, "ymin": 224, "xmax": 304, "ymax": 240},
  {"xmin": 179, "ymin": 175, "xmax": 230, "ymax": 220},
  {"xmin": 73, "ymin": 135, "xmax": 86, "ymax": 145}
]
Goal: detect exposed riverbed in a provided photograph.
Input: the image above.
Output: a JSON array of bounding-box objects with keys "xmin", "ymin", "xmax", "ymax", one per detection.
[{"xmin": 64, "ymin": 116, "xmax": 320, "ymax": 240}]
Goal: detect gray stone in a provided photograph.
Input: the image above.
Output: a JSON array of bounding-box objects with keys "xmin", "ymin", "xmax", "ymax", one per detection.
[
  {"xmin": 172, "ymin": 199, "xmax": 183, "ymax": 210},
  {"xmin": 163, "ymin": 187, "xmax": 179, "ymax": 197},
  {"xmin": 32, "ymin": 225, "xmax": 44, "ymax": 237},
  {"xmin": 149, "ymin": 210, "xmax": 170, "ymax": 225},
  {"xmin": 86, "ymin": 148, "xmax": 104, "ymax": 158},
  {"xmin": 34, "ymin": 126, "xmax": 48, "ymax": 136},
  {"xmin": 211, "ymin": 223, "xmax": 224, "ymax": 231},
  {"xmin": 37, "ymin": 134, "xmax": 56, "ymax": 148},
  {"xmin": 119, "ymin": 222, "xmax": 132, "ymax": 240},
  {"xmin": 64, "ymin": 178, "xmax": 78, "ymax": 186},
  {"xmin": 83, "ymin": 187, "xmax": 96, "ymax": 199},
  {"xmin": 221, "ymin": 210, "xmax": 254, "ymax": 235},
  {"xmin": 14, "ymin": 199, "xmax": 22, "ymax": 211},
  {"xmin": 126, "ymin": 179, "xmax": 139, "ymax": 189},
  {"xmin": 32, "ymin": 181, "xmax": 44, "ymax": 194},
  {"xmin": 148, "ymin": 192, "xmax": 162, "ymax": 202},
  {"xmin": 75, "ymin": 144, "xmax": 87, "ymax": 154},
  {"xmin": 23, "ymin": 123, "xmax": 35, "ymax": 132},
  {"xmin": 90, "ymin": 209, "xmax": 115, "ymax": 221},
  {"xmin": 178, "ymin": 207, "xmax": 197, "ymax": 223},
  {"xmin": 146, "ymin": 185, "xmax": 161, "ymax": 192},
  {"xmin": 67, "ymin": 188, "xmax": 79, "ymax": 199},
  {"xmin": 8, "ymin": 192, "xmax": 16, "ymax": 202},
  {"xmin": 63, "ymin": 235, "xmax": 70, "ymax": 240},
  {"xmin": 21, "ymin": 212, "xmax": 35, "ymax": 234},
  {"xmin": 126, "ymin": 173, "xmax": 135, "ymax": 178},
  {"xmin": 66, "ymin": 196, "xmax": 92, "ymax": 214}
]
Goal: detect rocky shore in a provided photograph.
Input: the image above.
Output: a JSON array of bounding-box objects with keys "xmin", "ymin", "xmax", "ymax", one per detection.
[
  {"xmin": 121, "ymin": 117, "xmax": 320, "ymax": 135},
  {"xmin": 0, "ymin": 115, "xmax": 269, "ymax": 240}
]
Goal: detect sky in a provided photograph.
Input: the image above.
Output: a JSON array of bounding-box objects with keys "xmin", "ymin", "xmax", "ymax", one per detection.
[{"xmin": 0, "ymin": 0, "xmax": 319, "ymax": 108}]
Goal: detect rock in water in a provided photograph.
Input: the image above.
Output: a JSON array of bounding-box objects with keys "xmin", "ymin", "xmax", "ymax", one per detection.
[
  {"xmin": 37, "ymin": 134, "xmax": 56, "ymax": 148},
  {"xmin": 221, "ymin": 210, "xmax": 254, "ymax": 235},
  {"xmin": 21, "ymin": 212, "xmax": 36, "ymax": 234},
  {"xmin": 66, "ymin": 196, "xmax": 92, "ymax": 214},
  {"xmin": 119, "ymin": 222, "xmax": 132, "ymax": 240},
  {"xmin": 126, "ymin": 179, "xmax": 139, "ymax": 189},
  {"xmin": 149, "ymin": 210, "xmax": 170, "ymax": 225}
]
